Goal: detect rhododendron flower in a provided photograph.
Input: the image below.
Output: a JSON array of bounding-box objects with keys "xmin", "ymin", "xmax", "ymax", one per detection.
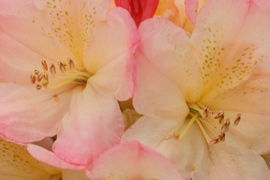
[
  {"xmin": 115, "ymin": 0, "xmax": 159, "ymax": 26},
  {"xmin": 87, "ymin": 141, "xmax": 184, "ymax": 180},
  {"xmin": 0, "ymin": 0, "xmax": 139, "ymax": 166},
  {"xmin": 0, "ymin": 137, "xmax": 89, "ymax": 180},
  {"xmin": 124, "ymin": 0, "xmax": 270, "ymax": 179}
]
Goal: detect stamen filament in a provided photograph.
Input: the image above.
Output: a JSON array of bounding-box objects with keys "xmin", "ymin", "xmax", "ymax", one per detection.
[
  {"xmin": 47, "ymin": 78, "xmax": 76, "ymax": 90},
  {"xmin": 195, "ymin": 119, "xmax": 211, "ymax": 143},
  {"xmin": 178, "ymin": 112, "xmax": 200, "ymax": 140}
]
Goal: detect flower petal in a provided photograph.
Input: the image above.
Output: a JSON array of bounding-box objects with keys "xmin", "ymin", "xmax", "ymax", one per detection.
[
  {"xmin": 62, "ymin": 170, "xmax": 90, "ymax": 180},
  {"xmin": 191, "ymin": 0, "xmax": 270, "ymax": 100},
  {"xmin": 184, "ymin": 0, "xmax": 198, "ymax": 25},
  {"xmin": 123, "ymin": 116, "xmax": 211, "ymax": 179},
  {"xmin": 204, "ymin": 136, "xmax": 270, "ymax": 180},
  {"xmin": 0, "ymin": 83, "xmax": 72, "ymax": 143},
  {"xmin": 0, "ymin": 137, "xmax": 60, "ymax": 180},
  {"xmin": 83, "ymin": 7, "xmax": 139, "ymax": 100},
  {"xmin": 202, "ymin": 74, "xmax": 270, "ymax": 115},
  {"xmin": 115, "ymin": 0, "xmax": 159, "ymax": 26},
  {"xmin": 87, "ymin": 141, "xmax": 184, "ymax": 180},
  {"xmin": 138, "ymin": 18, "xmax": 205, "ymax": 102},
  {"xmin": 89, "ymin": 50, "xmax": 135, "ymax": 101},
  {"xmin": 223, "ymin": 111, "xmax": 270, "ymax": 155},
  {"xmin": 27, "ymin": 144, "xmax": 85, "ymax": 170},
  {"xmin": 134, "ymin": 35, "xmax": 189, "ymax": 116},
  {"xmin": 83, "ymin": 7, "xmax": 139, "ymax": 75},
  {"xmin": 52, "ymin": 84, "xmax": 123, "ymax": 166}
]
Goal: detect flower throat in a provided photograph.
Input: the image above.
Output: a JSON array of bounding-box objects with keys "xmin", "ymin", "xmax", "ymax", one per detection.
[
  {"xmin": 30, "ymin": 58, "xmax": 92, "ymax": 90},
  {"xmin": 174, "ymin": 103, "xmax": 241, "ymax": 145}
]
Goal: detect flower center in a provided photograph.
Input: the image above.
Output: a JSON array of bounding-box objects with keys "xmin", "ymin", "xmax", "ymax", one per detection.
[
  {"xmin": 30, "ymin": 58, "xmax": 92, "ymax": 90},
  {"xmin": 174, "ymin": 102, "xmax": 241, "ymax": 145}
]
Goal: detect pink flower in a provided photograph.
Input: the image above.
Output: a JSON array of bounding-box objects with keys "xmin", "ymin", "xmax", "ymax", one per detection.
[
  {"xmin": 115, "ymin": 0, "xmax": 159, "ymax": 26},
  {"xmin": 123, "ymin": 0, "xmax": 270, "ymax": 179},
  {"xmin": 87, "ymin": 141, "xmax": 185, "ymax": 180},
  {"xmin": 0, "ymin": 0, "xmax": 139, "ymax": 166}
]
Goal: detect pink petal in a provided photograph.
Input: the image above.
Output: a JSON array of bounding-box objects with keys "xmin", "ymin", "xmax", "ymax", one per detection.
[
  {"xmin": 27, "ymin": 144, "xmax": 85, "ymax": 170},
  {"xmin": 52, "ymin": 85, "xmax": 124, "ymax": 166},
  {"xmin": 0, "ymin": 83, "xmax": 72, "ymax": 143},
  {"xmin": 83, "ymin": 7, "xmax": 139, "ymax": 100},
  {"xmin": 185, "ymin": 0, "xmax": 199, "ymax": 25},
  {"xmin": 138, "ymin": 18, "xmax": 202, "ymax": 103},
  {"xmin": 115, "ymin": 0, "xmax": 159, "ymax": 26},
  {"xmin": 133, "ymin": 50, "xmax": 189, "ymax": 116},
  {"xmin": 87, "ymin": 141, "xmax": 184, "ymax": 180}
]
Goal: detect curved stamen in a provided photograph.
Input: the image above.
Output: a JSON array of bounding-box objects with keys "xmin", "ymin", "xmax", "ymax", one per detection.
[
  {"xmin": 30, "ymin": 57, "xmax": 92, "ymax": 90},
  {"xmin": 176, "ymin": 103, "xmax": 241, "ymax": 146}
]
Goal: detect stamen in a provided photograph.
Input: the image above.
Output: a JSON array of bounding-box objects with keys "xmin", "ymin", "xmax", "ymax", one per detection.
[
  {"xmin": 41, "ymin": 59, "xmax": 48, "ymax": 71},
  {"xmin": 234, "ymin": 114, "xmax": 241, "ymax": 125},
  {"xmin": 213, "ymin": 112, "xmax": 224, "ymax": 124},
  {"xmin": 31, "ymin": 57, "xmax": 92, "ymax": 91},
  {"xmin": 43, "ymin": 73, "xmax": 48, "ymax": 81},
  {"xmin": 59, "ymin": 62, "xmax": 66, "ymax": 73},
  {"xmin": 225, "ymin": 119, "xmax": 230, "ymax": 132},
  {"xmin": 68, "ymin": 58, "xmax": 75, "ymax": 70},
  {"xmin": 30, "ymin": 75, "xmax": 36, "ymax": 84},
  {"xmin": 209, "ymin": 137, "xmax": 220, "ymax": 145},
  {"xmin": 37, "ymin": 74, "xmax": 43, "ymax": 82},
  {"xmin": 36, "ymin": 84, "xmax": 42, "ymax": 90},
  {"xmin": 203, "ymin": 107, "xmax": 209, "ymax": 118},
  {"xmin": 178, "ymin": 103, "xmax": 243, "ymax": 146},
  {"xmin": 195, "ymin": 119, "xmax": 211, "ymax": 143},
  {"xmin": 50, "ymin": 64, "xmax": 56, "ymax": 75},
  {"xmin": 219, "ymin": 133, "xmax": 225, "ymax": 142}
]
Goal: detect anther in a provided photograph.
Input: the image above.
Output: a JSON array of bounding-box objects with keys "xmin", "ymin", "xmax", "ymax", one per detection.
[
  {"xmin": 30, "ymin": 75, "xmax": 36, "ymax": 84},
  {"xmin": 203, "ymin": 107, "xmax": 209, "ymax": 118},
  {"xmin": 50, "ymin": 64, "xmax": 56, "ymax": 75},
  {"xmin": 36, "ymin": 84, "xmax": 42, "ymax": 90},
  {"xmin": 221, "ymin": 123, "xmax": 227, "ymax": 134},
  {"xmin": 221, "ymin": 119, "xmax": 230, "ymax": 133},
  {"xmin": 37, "ymin": 74, "xmax": 43, "ymax": 82},
  {"xmin": 219, "ymin": 133, "xmax": 225, "ymax": 142},
  {"xmin": 213, "ymin": 112, "xmax": 224, "ymax": 124},
  {"xmin": 43, "ymin": 73, "xmax": 48, "ymax": 81},
  {"xmin": 59, "ymin": 62, "xmax": 66, "ymax": 73},
  {"xmin": 234, "ymin": 114, "xmax": 241, "ymax": 125},
  {"xmin": 34, "ymin": 69, "xmax": 39, "ymax": 75},
  {"xmin": 68, "ymin": 58, "xmax": 75, "ymax": 69},
  {"xmin": 209, "ymin": 138, "xmax": 219, "ymax": 145},
  {"xmin": 225, "ymin": 119, "xmax": 230, "ymax": 132},
  {"xmin": 41, "ymin": 59, "xmax": 48, "ymax": 71},
  {"xmin": 218, "ymin": 113, "xmax": 225, "ymax": 124}
]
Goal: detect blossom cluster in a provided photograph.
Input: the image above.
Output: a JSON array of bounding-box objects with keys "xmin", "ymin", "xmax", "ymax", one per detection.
[{"xmin": 0, "ymin": 0, "xmax": 270, "ymax": 179}]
